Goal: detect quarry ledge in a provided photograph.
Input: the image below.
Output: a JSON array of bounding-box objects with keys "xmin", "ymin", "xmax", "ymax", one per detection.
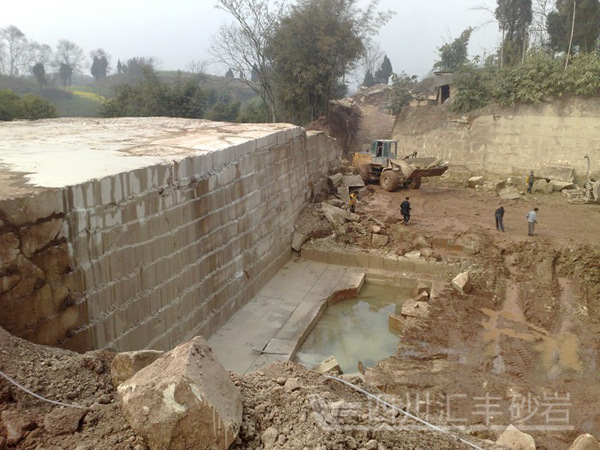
[{"xmin": 0, "ymin": 117, "xmax": 340, "ymax": 353}]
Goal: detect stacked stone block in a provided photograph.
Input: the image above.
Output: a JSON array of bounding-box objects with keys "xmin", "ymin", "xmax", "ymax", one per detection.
[{"xmin": 0, "ymin": 126, "xmax": 339, "ymax": 352}]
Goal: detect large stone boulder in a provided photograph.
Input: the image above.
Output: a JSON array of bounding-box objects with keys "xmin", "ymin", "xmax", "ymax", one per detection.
[
  {"xmin": 496, "ymin": 424, "xmax": 536, "ymax": 450},
  {"xmin": 537, "ymin": 165, "xmax": 575, "ymax": 183},
  {"xmin": 117, "ymin": 337, "xmax": 243, "ymax": 450},
  {"xmin": 452, "ymin": 271, "xmax": 472, "ymax": 294},
  {"xmin": 569, "ymin": 434, "xmax": 600, "ymax": 450},
  {"xmin": 111, "ymin": 349, "xmax": 165, "ymax": 387}
]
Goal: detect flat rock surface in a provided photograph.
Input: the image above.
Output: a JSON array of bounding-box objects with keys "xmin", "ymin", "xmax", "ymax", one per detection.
[{"xmin": 0, "ymin": 118, "xmax": 296, "ymax": 199}]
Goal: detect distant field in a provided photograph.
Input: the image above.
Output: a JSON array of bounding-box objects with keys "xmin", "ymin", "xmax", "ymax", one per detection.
[{"xmin": 54, "ymin": 90, "xmax": 104, "ymax": 117}]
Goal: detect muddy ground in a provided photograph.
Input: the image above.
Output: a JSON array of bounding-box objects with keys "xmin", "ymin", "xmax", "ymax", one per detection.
[{"xmin": 1, "ymin": 174, "xmax": 599, "ymax": 449}]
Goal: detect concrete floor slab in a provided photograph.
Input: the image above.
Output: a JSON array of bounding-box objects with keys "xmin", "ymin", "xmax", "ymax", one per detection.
[{"xmin": 208, "ymin": 258, "xmax": 365, "ymax": 374}]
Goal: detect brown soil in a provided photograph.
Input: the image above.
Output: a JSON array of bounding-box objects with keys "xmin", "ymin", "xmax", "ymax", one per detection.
[{"xmin": 2, "ymin": 103, "xmax": 600, "ymax": 449}]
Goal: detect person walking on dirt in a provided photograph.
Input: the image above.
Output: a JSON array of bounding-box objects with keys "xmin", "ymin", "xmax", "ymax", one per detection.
[
  {"xmin": 527, "ymin": 170, "xmax": 535, "ymax": 194},
  {"xmin": 495, "ymin": 206, "xmax": 505, "ymax": 232},
  {"xmin": 349, "ymin": 192, "xmax": 358, "ymax": 213},
  {"xmin": 527, "ymin": 207, "xmax": 539, "ymax": 236},
  {"xmin": 400, "ymin": 197, "xmax": 411, "ymax": 225}
]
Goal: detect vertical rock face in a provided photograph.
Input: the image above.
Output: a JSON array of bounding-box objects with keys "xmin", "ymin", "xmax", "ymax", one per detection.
[
  {"xmin": 117, "ymin": 336, "xmax": 243, "ymax": 450},
  {"xmin": 0, "ymin": 190, "xmax": 83, "ymax": 347},
  {"xmin": 0, "ymin": 120, "xmax": 340, "ymax": 352}
]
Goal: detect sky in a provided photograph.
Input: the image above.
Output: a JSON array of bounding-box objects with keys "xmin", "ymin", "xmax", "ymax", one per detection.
[{"xmin": 3, "ymin": 0, "xmax": 501, "ymax": 80}]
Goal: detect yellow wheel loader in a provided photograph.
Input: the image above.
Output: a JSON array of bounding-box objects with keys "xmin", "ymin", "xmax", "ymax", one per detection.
[{"xmin": 352, "ymin": 139, "xmax": 449, "ymax": 192}]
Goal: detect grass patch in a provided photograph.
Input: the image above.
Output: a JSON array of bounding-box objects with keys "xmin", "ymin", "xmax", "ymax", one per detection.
[{"xmin": 53, "ymin": 91, "xmax": 103, "ymax": 117}]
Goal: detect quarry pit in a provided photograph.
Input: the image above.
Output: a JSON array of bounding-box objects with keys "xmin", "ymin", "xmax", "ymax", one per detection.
[{"xmin": 0, "ymin": 113, "xmax": 599, "ymax": 449}]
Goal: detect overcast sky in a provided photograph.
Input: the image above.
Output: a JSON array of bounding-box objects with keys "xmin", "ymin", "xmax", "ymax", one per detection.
[{"xmin": 4, "ymin": 0, "xmax": 500, "ymax": 80}]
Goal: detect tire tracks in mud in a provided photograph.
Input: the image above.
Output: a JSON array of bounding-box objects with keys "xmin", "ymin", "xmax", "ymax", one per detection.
[{"xmin": 479, "ymin": 249, "xmax": 583, "ymax": 381}]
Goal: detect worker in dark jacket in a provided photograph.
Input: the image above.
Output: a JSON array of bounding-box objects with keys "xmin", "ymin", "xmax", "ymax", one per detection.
[
  {"xmin": 400, "ymin": 197, "xmax": 411, "ymax": 225},
  {"xmin": 495, "ymin": 206, "xmax": 505, "ymax": 232}
]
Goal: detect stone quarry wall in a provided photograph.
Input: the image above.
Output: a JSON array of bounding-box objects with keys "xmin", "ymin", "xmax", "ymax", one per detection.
[
  {"xmin": 0, "ymin": 128, "xmax": 339, "ymax": 352},
  {"xmin": 392, "ymin": 98, "xmax": 600, "ymax": 182}
]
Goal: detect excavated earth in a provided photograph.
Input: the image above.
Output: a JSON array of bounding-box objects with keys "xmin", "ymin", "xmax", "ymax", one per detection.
[{"xmin": 1, "ymin": 175, "xmax": 599, "ymax": 450}]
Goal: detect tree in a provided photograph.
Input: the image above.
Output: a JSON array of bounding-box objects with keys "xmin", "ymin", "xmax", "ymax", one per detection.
[
  {"xmin": 0, "ymin": 25, "xmax": 30, "ymax": 76},
  {"xmin": 117, "ymin": 59, "xmax": 124, "ymax": 74},
  {"xmin": 547, "ymin": 0, "xmax": 600, "ymax": 55},
  {"xmin": 0, "ymin": 89, "xmax": 22, "ymax": 120},
  {"xmin": 268, "ymin": 0, "xmax": 392, "ymax": 124},
  {"xmin": 374, "ymin": 54, "xmax": 393, "ymax": 84},
  {"xmin": 32, "ymin": 62, "xmax": 46, "ymax": 90},
  {"xmin": 385, "ymin": 72, "xmax": 417, "ymax": 114},
  {"xmin": 495, "ymin": 0, "xmax": 533, "ymax": 66},
  {"xmin": 101, "ymin": 70, "xmax": 208, "ymax": 118},
  {"xmin": 0, "ymin": 89, "xmax": 56, "ymax": 121},
  {"xmin": 362, "ymin": 70, "xmax": 376, "ymax": 87},
  {"xmin": 20, "ymin": 93, "xmax": 58, "ymax": 119},
  {"xmin": 206, "ymin": 92, "xmax": 241, "ymax": 121},
  {"xmin": 58, "ymin": 63, "xmax": 73, "ymax": 87},
  {"xmin": 122, "ymin": 57, "xmax": 156, "ymax": 83},
  {"xmin": 29, "ymin": 42, "xmax": 53, "ymax": 66},
  {"xmin": 225, "ymin": 68, "xmax": 235, "ymax": 78},
  {"xmin": 211, "ymin": 0, "xmax": 288, "ymax": 122},
  {"xmin": 530, "ymin": 0, "xmax": 551, "ymax": 48},
  {"xmin": 90, "ymin": 49, "xmax": 110, "ymax": 81},
  {"xmin": 433, "ymin": 27, "xmax": 473, "ymax": 72},
  {"xmin": 54, "ymin": 40, "xmax": 85, "ymax": 84},
  {"xmin": 357, "ymin": 41, "xmax": 384, "ymax": 87}
]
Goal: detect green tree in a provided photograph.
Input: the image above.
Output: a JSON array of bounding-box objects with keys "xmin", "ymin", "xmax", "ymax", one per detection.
[
  {"xmin": 433, "ymin": 27, "xmax": 473, "ymax": 72},
  {"xmin": 0, "ymin": 89, "xmax": 56, "ymax": 121},
  {"xmin": 206, "ymin": 93, "xmax": 241, "ymax": 121},
  {"xmin": 0, "ymin": 89, "xmax": 22, "ymax": 120},
  {"xmin": 122, "ymin": 57, "xmax": 156, "ymax": 83},
  {"xmin": 58, "ymin": 63, "xmax": 73, "ymax": 87},
  {"xmin": 90, "ymin": 49, "xmax": 110, "ymax": 81},
  {"xmin": 237, "ymin": 98, "xmax": 268, "ymax": 122},
  {"xmin": 495, "ymin": 0, "xmax": 533, "ymax": 66},
  {"xmin": 20, "ymin": 93, "xmax": 58, "ymax": 119},
  {"xmin": 32, "ymin": 62, "xmax": 46, "ymax": 90},
  {"xmin": 225, "ymin": 68, "xmax": 234, "ymax": 78},
  {"xmin": 385, "ymin": 72, "xmax": 417, "ymax": 114},
  {"xmin": 268, "ymin": 0, "xmax": 391, "ymax": 124},
  {"xmin": 547, "ymin": 0, "xmax": 600, "ymax": 54},
  {"xmin": 449, "ymin": 64, "xmax": 495, "ymax": 112},
  {"xmin": 374, "ymin": 54, "xmax": 393, "ymax": 84},
  {"xmin": 101, "ymin": 70, "xmax": 208, "ymax": 118},
  {"xmin": 362, "ymin": 70, "xmax": 376, "ymax": 87}
]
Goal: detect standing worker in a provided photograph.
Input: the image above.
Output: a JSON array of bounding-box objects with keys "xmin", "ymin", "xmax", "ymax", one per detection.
[
  {"xmin": 495, "ymin": 205, "xmax": 505, "ymax": 232},
  {"xmin": 526, "ymin": 207, "xmax": 539, "ymax": 236},
  {"xmin": 349, "ymin": 192, "xmax": 358, "ymax": 213},
  {"xmin": 527, "ymin": 170, "xmax": 535, "ymax": 194},
  {"xmin": 400, "ymin": 197, "xmax": 411, "ymax": 225}
]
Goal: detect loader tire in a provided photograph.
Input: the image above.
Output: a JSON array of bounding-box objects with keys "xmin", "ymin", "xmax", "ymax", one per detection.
[
  {"xmin": 408, "ymin": 176, "xmax": 422, "ymax": 189},
  {"xmin": 358, "ymin": 164, "xmax": 372, "ymax": 183},
  {"xmin": 380, "ymin": 170, "xmax": 400, "ymax": 192}
]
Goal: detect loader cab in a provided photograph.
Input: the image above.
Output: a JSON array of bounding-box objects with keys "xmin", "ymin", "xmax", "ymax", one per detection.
[{"xmin": 370, "ymin": 140, "xmax": 398, "ymax": 160}]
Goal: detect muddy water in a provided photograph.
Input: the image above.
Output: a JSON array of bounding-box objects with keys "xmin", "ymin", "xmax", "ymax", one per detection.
[{"xmin": 295, "ymin": 283, "xmax": 413, "ymax": 374}]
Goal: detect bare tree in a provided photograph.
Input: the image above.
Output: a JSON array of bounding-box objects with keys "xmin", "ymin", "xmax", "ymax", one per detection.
[
  {"xmin": 54, "ymin": 39, "xmax": 85, "ymax": 75},
  {"xmin": 357, "ymin": 41, "xmax": 384, "ymax": 86},
  {"xmin": 530, "ymin": 0, "xmax": 550, "ymax": 48},
  {"xmin": 0, "ymin": 25, "xmax": 30, "ymax": 76},
  {"xmin": 185, "ymin": 59, "xmax": 208, "ymax": 75},
  {"xmin": 29, "ymin": 42, "xmax": 53, "ymax": 66},
  {"xmin": 210, "ymin": 0, "xmax": 288, "ymax": 122}
]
